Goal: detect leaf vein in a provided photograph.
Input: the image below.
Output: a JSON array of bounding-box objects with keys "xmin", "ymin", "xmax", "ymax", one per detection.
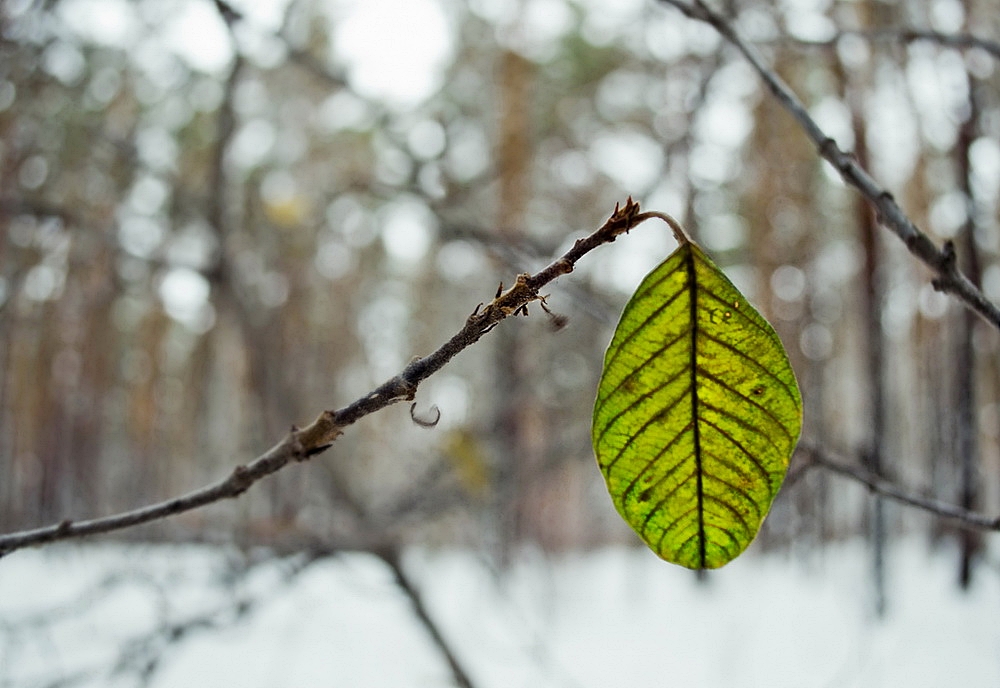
[
  {"xmin": 698, "ymin": 330, "xmax": 799, "ymax": 403},
  {"xmin": 603, "ymin": 286, "xmax": 687, "ymax": 372},
  {"xmin": 597, "ymin": 384, "xmax": 692, "ymax": 476},
  {"xmin": 594, "ymin": 329, "xmax": 688, "ymax": 411},
  {"xmin": 695, "ymin": 368, "xmax": 795, "ymax": 443},
  {"xmin": 699, "ymin": 418, "xmax": 776, "ymax": 500},
  {"xmin": 699, "ymin": 399, "xmax": 784, "ymax": 455}
]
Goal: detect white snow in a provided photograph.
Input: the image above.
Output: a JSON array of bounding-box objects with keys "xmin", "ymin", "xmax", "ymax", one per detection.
[{"xmin": 0, "ymin": 539, "xmax": 997, "ymax": 687}]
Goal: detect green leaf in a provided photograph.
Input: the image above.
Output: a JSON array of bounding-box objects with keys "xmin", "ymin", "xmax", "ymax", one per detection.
[{"xmin": 592, "ymin": 238, "xmax": 802, "ymax": 569}]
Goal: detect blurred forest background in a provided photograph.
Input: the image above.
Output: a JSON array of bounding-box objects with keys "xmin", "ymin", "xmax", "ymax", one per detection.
[{"xmin": 2, "ymin": 0, "xmax": 1000, "ymax": 592}]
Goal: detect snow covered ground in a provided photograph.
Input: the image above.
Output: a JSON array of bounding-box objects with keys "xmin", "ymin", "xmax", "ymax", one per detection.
[{"xmin": 1, "ymin": 538, "xmax": 997, "ymax": 687}]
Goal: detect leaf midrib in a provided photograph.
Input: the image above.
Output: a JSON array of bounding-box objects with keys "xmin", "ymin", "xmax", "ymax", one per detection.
[{"xmin": 684, "ymin": 244, "xmax": 706, "ymax": 570}]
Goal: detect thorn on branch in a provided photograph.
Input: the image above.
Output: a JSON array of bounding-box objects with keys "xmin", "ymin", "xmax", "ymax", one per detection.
[
  {"xmin": 466, "ymin": 303, "xmax": 487, "ymax": 329},
  {"xmin": 604, "ymin": 196, "xmax": 643, "ymax": 238},
  {"xmin": 410, "ymin": 403, "xmax": 441, "ymax": 428},
  {"xmin": 303, "ymin": 443, "xmax": 334, "ymax": 458}
]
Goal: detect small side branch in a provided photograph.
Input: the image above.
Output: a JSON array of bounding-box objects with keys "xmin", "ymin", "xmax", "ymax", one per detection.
[
  {"xmin": 791, "ymin": 29, "xmax": 1000, "ymax": 62},
  {"xmin": 795, "ymin": 444, "xmax": 1000, "ymax": 532},
  {"xmin": 656, "ymin": 0, "xmax": 1000, "ymax": 331},
  {"xmin": 0, "ymin": 199, "xmax": 651, "ymax": 557},
  {"xmin": 888, "ymin": 28, "xmax": 1000, "ymax": 60}
]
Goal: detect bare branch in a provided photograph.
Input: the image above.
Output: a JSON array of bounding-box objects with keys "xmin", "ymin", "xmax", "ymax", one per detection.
[
  {"xmin": 656, "ymin": 0, "xmax": 1000, "ymax": 330},
  {"xmin": 792, "ymin": 28, "xmax": 1000, "ymax": 62},
  {"xmin": 0, "ymin": 199, "xmax": 650, "ymax": 557},
  {"xmin": 886, "ymin": 28, "xmax": 1000, "ymax": 60},
  {"xmin": 795, "ymin": 443, "xmax": 1000, "ymax": 532},
  {"xmin": 378, "ymin": 550, "xmax": 477, "ymax": 688}
]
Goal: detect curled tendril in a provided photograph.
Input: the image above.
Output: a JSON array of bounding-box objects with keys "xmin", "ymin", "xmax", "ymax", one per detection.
[{"xmin": 409, "ymin": 403, "xmax": 441, "ymax": 428}]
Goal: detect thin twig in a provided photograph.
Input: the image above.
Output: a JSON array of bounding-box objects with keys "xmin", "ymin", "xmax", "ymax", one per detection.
[
  {"xmin": 888, "ymin": 28, "xmax": 1000, "ymax": 60},
  {"xmin": 378, "ymin": 550, "xmax": 477, "ymax": 688},
  {"xmin": 0, "ymin": 199, "xmax": 649, "ymax": 557},
  {"xmin": 656, "ymin": 0, "xmax": 1000, "ymax": 330},
  {"xmin": 794, "ymin": 444, "xmax": 1000, "ymax": 531},
  {"xmin": 791, "ymin": 28, "xmax": 1000, "ymax": 61}
]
